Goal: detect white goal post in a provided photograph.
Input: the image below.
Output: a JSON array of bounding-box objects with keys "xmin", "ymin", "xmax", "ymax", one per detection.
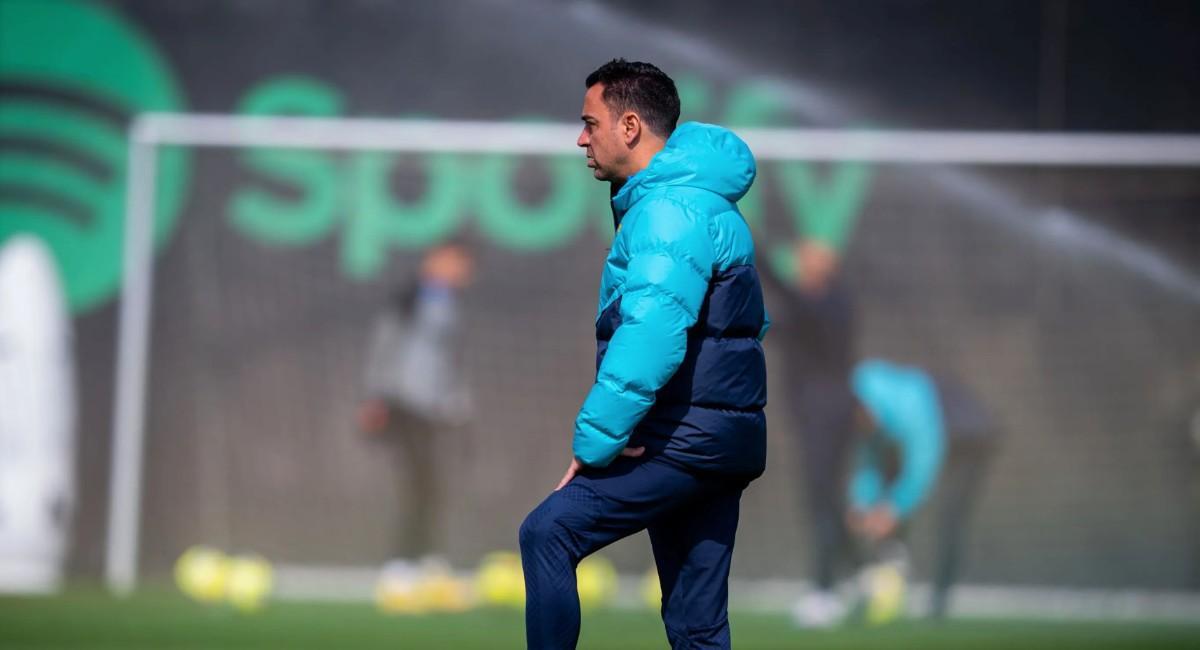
[{"xmin": 107, "ymin": 113, "xmax": 1200, "ymax": 595}]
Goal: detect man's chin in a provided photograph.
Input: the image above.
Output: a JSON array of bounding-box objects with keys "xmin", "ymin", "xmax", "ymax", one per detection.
[{"xmin": 590, "ymin": 168, "xmax": 609, "ymax": 181}]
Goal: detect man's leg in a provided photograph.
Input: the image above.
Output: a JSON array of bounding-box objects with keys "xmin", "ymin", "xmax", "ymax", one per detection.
[
  {"xmin": 931, "ymin": 440, "xmax": 992, "ymax": 618},
  {"xmin": 797, "ymin": 380, "xmax": 855, "ymax": 591},
  {"xmin": 928, "ymin": 377, "xmax": 999, "ymax": 619},
  {"xmin": 389, "ymin": 408, "xmax": 437, "ymax": 559},
  {"xmin": 648, "ymin": 482, "xmax": 742, "ymax": 650},
  {"xmin": 519, "ymin": 457, "xmax": 707, "ymax": 650}
]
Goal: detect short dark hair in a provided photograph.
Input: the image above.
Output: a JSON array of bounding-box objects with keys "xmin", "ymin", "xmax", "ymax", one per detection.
[{"xmin": 585, "ymin": 59, "xmax": 680, "ymax": 138}]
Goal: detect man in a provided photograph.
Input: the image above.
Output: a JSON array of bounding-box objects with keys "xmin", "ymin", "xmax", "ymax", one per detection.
[
  {"xmin": 846, "ymin": 358, "xmax": 998, "ymax": 619},
  {"xmin": 760, "ymin": 238, "xmax": 857, "ymax": 627},
  {"xmin": 359, "ymin": 243, "xmax": 473, "ymax": 563},
  {"xmin": 519, "ymin": 59, "xmax": 768, "ymax": 649}
]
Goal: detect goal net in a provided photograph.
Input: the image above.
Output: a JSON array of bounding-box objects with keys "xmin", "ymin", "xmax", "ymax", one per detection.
[{"xmin": 108, "ymin": 115, "xmax": 1200, "ymax": 606}]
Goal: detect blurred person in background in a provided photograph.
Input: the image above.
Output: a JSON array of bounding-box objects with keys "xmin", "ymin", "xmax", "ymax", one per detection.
[
  {"xmin": 519, "ymin": 59, "xmax": 768, "ymax": 650},
  {"xmin": 358, "ymin": 243, "xmax": 474, "ymax": 576},
  {"xmin": 846, "ymin": 358, "xmax": 999, "ymax": 620},
  {"xmin": 761, "ymin": 237, "xmax": 858, "ymax": 627}
]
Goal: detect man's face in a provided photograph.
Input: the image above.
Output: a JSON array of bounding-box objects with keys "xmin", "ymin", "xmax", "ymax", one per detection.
[
  {"xmin": 577, "ymin": 83, "xmax": 627, "ymax": 182},
  {"xmin": 795, "ymin": 239, "xmax": 839, "ymax": 296},
  {"xmin": 421, "ymin": 244, "xmax": 473, "ymax": 289}
]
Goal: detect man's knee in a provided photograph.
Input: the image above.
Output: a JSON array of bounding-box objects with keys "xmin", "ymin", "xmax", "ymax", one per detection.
[
  {"xmin": 519, "ymin": 493, "xmax": 578, "ymax": 556},
  {"xmin": 519, "ymin": 508, "xmax": 553, "ymax": 553},
  {"xmin": 520, "ymin": 486, "xmax": 601, "ymax": 565}
]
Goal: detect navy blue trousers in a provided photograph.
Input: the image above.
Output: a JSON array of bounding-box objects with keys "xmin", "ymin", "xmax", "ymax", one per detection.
[{"xmin": 519, "ymin": 455, "xmax": 744, "ymax": 649}]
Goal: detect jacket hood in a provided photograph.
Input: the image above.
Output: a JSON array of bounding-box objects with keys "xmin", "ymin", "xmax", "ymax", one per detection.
[{"xmin": 612, "ymin": 121, "xmax": 756, "ymax": 217}]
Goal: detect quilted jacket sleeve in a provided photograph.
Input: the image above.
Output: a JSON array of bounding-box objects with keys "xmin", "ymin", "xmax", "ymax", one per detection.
[
  {"xmin": 886, "ymin": 407, "xmax": 945, "ymax": 519},
  {"xmin": 573, "ymin": 199, "xmax": 715, "ymax": 467}
]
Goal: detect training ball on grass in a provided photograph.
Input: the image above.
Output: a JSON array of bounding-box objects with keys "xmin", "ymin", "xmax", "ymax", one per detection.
[
  {"xmin": 417, "ymin": 571, "xmax": 473, "ymax": 613},
  {"xmin": 576, "ymin": 556, "xmax": 618, "ymax": 609},
  {"xmin": 376, "ymin": 561, "xmax": 426, "ymax": 615},
  {"xmin": 376, "ymin": 560, "xmax": 425, "ymax": 615},
  {"xmin": 225, "ymin": 554, "xmax": 274, "ymax": 612},
  {"xmin": 174, "ymin": 546, "xmax": 230, "ymax": 604},
  {"xmin": 474, "ymin": 551, "xmax": 525, "ymax": 608},
  {"xmin": 864, "ymin": 563, "xmax": 906, "ymax": 626}
]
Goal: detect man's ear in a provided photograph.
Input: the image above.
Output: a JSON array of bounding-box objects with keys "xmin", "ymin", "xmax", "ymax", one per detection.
[{"xmin": 621, "ymin": 112, "xmax": 641, "ymax": 145}]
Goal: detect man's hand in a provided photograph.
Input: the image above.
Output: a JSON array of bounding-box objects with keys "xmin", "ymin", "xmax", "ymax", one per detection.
[
  {"xmin": 357, "ymin": 400, "xmax": 390, "ymax": 434},
  {"xmin": 554, "ymin": 446, "xmax": 645, "ymax": 491},
  {"xmin": 554, "ymin": 458, "xmax": 583, "ymax": 491},
  {"xmin": 849, "ymin": 505, "xmax": 898, "ymax": 543}
]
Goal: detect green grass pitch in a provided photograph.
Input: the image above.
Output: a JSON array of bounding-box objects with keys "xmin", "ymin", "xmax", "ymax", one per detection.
[{"xmin": 2, "ymin": 589, "xmax": 1198, "ymax": 649}]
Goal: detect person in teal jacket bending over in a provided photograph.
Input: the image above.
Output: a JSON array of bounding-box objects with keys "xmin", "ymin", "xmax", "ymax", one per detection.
[
  {"xmin": 520, "ymin": 59, "xmax": 769, "ymax": 650},
  {"xmin": 848, "ymin": 358, "xmax": 999, "ymax": 619}
]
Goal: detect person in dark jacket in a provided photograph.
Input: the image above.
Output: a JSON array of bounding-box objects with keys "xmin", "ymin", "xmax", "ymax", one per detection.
[
  {"xmin": 761, "ymin": 238, "xmax": 858, "ymax": 626},
  {"xmin": 519, "ymin": 59, "xmax": 769, "ymax": 650}
]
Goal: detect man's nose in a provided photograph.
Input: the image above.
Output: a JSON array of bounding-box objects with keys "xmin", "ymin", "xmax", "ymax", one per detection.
[{"xmin": 577, "ymin": 127, "xmax": 589, "ymax": 148}]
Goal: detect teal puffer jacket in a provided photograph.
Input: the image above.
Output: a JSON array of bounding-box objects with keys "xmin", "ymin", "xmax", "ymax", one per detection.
[{"xmin": 573, "ymin": 122, "xmax": 769, "ymax": 476}]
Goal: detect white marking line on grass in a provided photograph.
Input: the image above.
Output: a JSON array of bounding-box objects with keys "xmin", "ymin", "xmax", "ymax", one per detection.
[{"xmin": 268, "ymin": 565, "xmax": 1200, "ymax": 622}]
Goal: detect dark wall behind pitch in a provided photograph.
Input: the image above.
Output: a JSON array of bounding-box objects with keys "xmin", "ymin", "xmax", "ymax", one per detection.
[{"xmin": 48, "ymin": 0, "xmax": 1200, "ymax": 588}]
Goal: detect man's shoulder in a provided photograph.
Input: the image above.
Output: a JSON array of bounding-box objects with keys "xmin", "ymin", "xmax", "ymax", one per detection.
[
  {"xmin": 636, "ymin": 185, "xmax": 723, "ymax": 214},
  {"xmin": 616, "ymin": 194, "xmax": 716, "ymax": 265},
  {"xmin": 622, "ymin": 191, "xmax": 708, "ymax": 235}
]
